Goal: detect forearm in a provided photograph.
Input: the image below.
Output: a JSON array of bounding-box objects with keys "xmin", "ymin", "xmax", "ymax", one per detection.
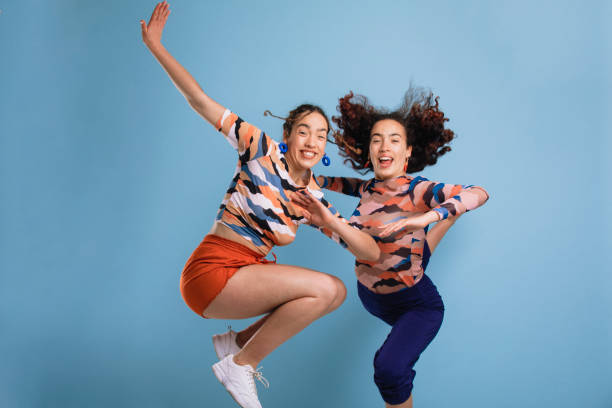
[
  {"xmin": 145, "ymin": 42, "xmax": 224, "ymax": 125},
  {"xmin": 432, "ymin": 186, "xmax": 489, "ymax": 220},
  {"xmin": 327, "ymin": 218, "xmax": 380, "ymax": 261},
  {"xmin": 426, "ymin": 217, "xmax": 457, "ymax": 254}
]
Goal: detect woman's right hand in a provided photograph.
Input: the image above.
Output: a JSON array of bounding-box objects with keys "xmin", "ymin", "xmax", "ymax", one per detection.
[{"xmin": 140, "ymin": 1, "xmax": 170, "ymax": 48}]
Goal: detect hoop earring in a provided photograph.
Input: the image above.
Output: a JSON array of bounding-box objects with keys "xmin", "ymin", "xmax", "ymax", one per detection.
[
  {"xmin": 322, "ymin": 154, "xmax": 331, "ymax": 166},
  {"xmin": 279, "ymin": 142, "xmax": 288, "ymax": 153},
  {"xmin": 403, "ymin": 158, "xmax": 408, "ymax": 172},
  {"xmin": 365, "ymin": 159, "xmax": 371, "ymax": 169}
]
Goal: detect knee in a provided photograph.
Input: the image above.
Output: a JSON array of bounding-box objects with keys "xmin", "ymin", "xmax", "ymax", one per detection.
[
  {"xmin": 373, "ymin": 352, "xmax": 405, "ymax": 384},
  {"xmin": 311, "ymin": 275, "xmax": 345, "ymax": 310},
  {"xmin": 328, "ymin": 276, "xmax": 347, "ymax": 311}
]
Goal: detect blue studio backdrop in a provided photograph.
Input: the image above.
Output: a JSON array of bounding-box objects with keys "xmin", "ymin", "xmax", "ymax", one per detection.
[{"xmin": 1, "ymin": 1, "xmax": 610, "ymax": 407}]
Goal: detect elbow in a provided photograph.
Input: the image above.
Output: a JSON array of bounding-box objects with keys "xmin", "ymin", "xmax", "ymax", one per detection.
[
  {"xmin": 187, "ymin": 96, "xmax": 205, "ymax": 113},
  {"xmin": 361, "ymin": 243, "xmax": 381, "ymax": 262},
  {"xmin": 473, "ymin": 186, "xmax": 490, "ymax": 205},
  {"xmin": 187, "ymin": 94, "xmax": 209, "ymax": 116}
]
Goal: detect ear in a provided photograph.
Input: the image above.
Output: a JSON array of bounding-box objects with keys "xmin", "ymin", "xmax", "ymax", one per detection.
[
  {"xmin": 406, "ymin": 145, "xmax": 413, "ymax": 159},
  {"xmin": 283, "ymin": 130, "xmax": 288, "ymax": 144}
]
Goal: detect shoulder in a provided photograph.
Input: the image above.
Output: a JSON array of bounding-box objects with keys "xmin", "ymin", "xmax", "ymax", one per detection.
[
  {"xmin": 407, "ymin": 175, "xmax": 429, "ymax": 190},
  {"xmin": 361, "ymin": 177, "xmax": 377, "ymax": 191}
]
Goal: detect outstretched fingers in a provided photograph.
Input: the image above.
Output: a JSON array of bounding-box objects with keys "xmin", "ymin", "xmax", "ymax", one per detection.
[
  {"xmin": 156, "ymin": 1, "xmax": 170, "ymax": 19},
  {"xmin": 141, "ymin": 2, "xmax": 171, "ymax": 46},
  {"xmin": 379, "ymin": 219, "xmax": 407, "ymax": 238},
  {"xmin": 289, "ymin": 192, "xmax": 310, "ymax": 219},
  {"xmin": 290, "ymin": 190, "xmax": 313, "ymax": 208}
]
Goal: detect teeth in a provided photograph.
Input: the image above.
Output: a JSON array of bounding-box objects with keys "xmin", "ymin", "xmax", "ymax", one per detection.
[
  {"xmin": 379, "ymin": 157, "xmax": 392, "ymax": 162},
  {"xmin": 302, "ymin": 151, "xmax": 315, "ymax": 158}
]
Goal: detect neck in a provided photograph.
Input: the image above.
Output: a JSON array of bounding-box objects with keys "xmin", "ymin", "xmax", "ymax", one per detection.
[
  {"xmin": 285, "ymin": 155, "xmax": 309, "ymax": 186},
  {"xmin": 374, "ymin": 171, "xmax": 405, "ymax": 181}
]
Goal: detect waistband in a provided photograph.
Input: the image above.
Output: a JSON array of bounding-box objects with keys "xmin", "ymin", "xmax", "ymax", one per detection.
[
  {"xmin": 203, "ymin": 234, "xmax": 277, "ymax": 264},
  {"xmin": 357, "ymin": 274, "xmax": 432, "ymax": 303}
]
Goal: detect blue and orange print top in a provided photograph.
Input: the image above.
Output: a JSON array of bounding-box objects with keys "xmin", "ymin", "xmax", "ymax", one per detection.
[
  {"xmin": 319, "ymin": 175, "xmax": 489, "ymax": 293},
  {"xmin": 214, "ymin": 109, "xmax": 348, "ymax": 255}
]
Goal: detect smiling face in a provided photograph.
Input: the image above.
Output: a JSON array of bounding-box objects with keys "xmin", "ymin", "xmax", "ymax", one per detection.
[
  {"xmin": 284, "ymin": 111, "xmax": 329, "ymax": 174},
  {"xmin": 369, "ymin": 119, "xmax": 412, "ymax": 180}
]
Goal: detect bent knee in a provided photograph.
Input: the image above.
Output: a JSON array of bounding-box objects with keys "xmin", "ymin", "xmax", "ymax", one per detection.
[
  {"xmin": 330, "ymin": 277, "xmax": 347, "ymax": 309},
  {"xmin": 374, "ymin": 360, "xmax": 405, "ymax": 383},
  {"xmin": 310, "ymin": 274, "xmax": 344, "ymax": 305}
]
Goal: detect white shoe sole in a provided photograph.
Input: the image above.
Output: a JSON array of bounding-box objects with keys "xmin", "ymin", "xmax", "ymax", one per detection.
[{"xmin": 212, "ymin": 360, "xmax": 251, "ymax": 408}]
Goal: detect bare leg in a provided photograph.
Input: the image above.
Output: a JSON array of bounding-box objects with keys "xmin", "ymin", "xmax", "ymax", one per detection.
[
  {"xmin": 386, "ymin": 394, "xmax": 413, "ymax": 408},
  {"xmin": 203, "ymin": 263, "xmax": 347, "ymax": 368},
  {"xmin": 234, "ymin": 276, "xmax": 345, "ymax": 347},
  {"xmin": 235, "ymin": 315, "xmax": 270, "ymax": 348}
]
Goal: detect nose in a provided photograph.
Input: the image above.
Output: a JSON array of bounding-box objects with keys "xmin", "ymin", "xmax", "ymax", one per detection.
[
  {"xmin": 304, "ymin": 135, "xmax": 316, "ymax": 148},
  {"xmin": 380, "ymin": 138, "xmax": 391, "ymax": 152}
]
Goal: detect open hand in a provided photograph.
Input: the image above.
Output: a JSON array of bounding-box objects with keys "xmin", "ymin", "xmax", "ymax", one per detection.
[
  {"xmin": 379, "ymin": 214, "xmax": 431, "ymax": 238},
  {"xmin": 290, "ymin": 190, "xmax": 335, "ymax": 228},
  {"xmin": 140, "ymin": 1, "xmax": 170, "ymax": 47}
]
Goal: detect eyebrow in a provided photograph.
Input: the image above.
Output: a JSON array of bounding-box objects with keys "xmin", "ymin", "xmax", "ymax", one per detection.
[
  {"xmin": 371, "ymin": 133, "xmax": 403, "ymax": 137},
  {"xmin": 297, "ymin": 123, "xmax": 328, "ymax": 132}
]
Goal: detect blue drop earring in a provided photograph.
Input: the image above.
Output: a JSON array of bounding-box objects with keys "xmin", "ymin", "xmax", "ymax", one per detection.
[
  {"xmin": 279, "ymin": 142, "xmax": 288, "ymax": 153},
  {"xmin": 322, "ymin": 154, "xmax": 331, "ymax": 166}
]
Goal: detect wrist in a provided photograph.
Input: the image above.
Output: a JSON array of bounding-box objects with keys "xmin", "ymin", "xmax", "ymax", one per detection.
[
  {"xmin": 427, "ymin": 210, "xmax": 442, "ymax": 224},
  {"xmin": 324, "ymin": 215, "xmax": 342, "ymax": 232},
  {"xmin": 431, "ymin": 208, "xmax": 447, "ymax": 222},
  {"xmin": 146, "ymin": 40, "xmax": 165, "ymax": 53}
]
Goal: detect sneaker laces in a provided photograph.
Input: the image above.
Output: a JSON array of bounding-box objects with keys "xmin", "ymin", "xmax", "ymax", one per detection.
[{"xmin": 247, "ymin": 366, "xmax": 270, "ymax": 389}]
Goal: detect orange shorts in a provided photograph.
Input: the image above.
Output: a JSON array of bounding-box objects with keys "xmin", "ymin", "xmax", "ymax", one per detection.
[{"xmin": 180, "ymin": 234, "xmax": 276, "ymax": 318}]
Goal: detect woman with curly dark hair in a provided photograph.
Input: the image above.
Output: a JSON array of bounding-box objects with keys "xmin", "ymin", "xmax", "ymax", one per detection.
[{"xmin": 307, "ymin": 88, "xmax": 490, "ymax": 407}]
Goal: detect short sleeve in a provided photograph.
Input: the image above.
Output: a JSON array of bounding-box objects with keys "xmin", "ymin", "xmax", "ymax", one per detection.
[{"xmin": 216, "ymin": 109, "xmax": 275, "ymax": 163}]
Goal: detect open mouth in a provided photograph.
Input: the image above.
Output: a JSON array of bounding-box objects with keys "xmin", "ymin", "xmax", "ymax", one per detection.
[
  {"xmin": 378, "ymin": 156, "xmax": 393, "ymax": 168},
  {"xmin": 300, "ymin": 150, "xmax": 317, "ymax": 160}
]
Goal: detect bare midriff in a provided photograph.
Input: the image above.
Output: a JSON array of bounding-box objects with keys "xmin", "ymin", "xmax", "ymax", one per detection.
[{"xmin": 208, "ymin": 222, "xmax": 269, "ymax": 257}]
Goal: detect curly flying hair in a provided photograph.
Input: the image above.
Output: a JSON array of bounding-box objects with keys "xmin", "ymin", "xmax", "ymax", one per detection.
[{"xmin": 331, "ymin": 87, "xmax": 455, "ymax": 174}]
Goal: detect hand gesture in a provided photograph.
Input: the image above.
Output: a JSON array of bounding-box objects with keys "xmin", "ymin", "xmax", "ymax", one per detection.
[
  {"xmin": 140, "ymin": 1, "xmax": 171, "ymax": 48},
  {"xmin": 379, "ymin": 214, "xmax": 431, "ymax": 238},
  {"xmin": 290, "ymin": 190, "xmax": 336, "ymax": 228}
]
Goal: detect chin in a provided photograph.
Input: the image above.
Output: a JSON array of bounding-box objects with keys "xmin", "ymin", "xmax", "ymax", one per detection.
[
  {"xmin": 298, "ymin": 160, "xmax": 317, "ymax": 170},
  {"xmin": 375, "ymin": 168, "xmax": 401, "ymax": 179}
]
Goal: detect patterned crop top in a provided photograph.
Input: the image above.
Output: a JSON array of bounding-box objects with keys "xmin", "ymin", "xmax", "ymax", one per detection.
[
  {"xmin": 214, "ymin": 109, "xmax": 348, "ymax": 255},
  {"xmin": 319, "ymin": 175, "xmax": 489, "ymax": 293}
]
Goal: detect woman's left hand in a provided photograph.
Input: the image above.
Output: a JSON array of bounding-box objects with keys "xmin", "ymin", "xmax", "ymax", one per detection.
[
  {"xmin": 290, "ymin": 190, "xmax": 335, "ymax": 228},
  {"xmin": 379, "ymin": 213, "xmax": 436, "ymax": 238},
  {"xmin": 140, "ymin": 1, "xmax": 171, "ymax": 48}
]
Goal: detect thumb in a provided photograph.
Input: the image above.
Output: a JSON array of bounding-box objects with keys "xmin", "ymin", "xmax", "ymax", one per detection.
[{"xmin": 140, "ymin": 20, "xmax": 147, "ymax": 35}]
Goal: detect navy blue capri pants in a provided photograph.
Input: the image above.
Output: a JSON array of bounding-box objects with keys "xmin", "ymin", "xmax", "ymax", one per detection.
[{"xmin": 357, "ymin": 273, "xmax": 444, "ymax": 405}]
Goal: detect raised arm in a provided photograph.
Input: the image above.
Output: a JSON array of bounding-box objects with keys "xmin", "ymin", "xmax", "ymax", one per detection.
[
  {"xmin": 140, "ymin": 1, "xmax": 224, "ymax": 126},
  {"xmin": 316, "ymin": 175, "xmax": 366, "ymax": 197}
]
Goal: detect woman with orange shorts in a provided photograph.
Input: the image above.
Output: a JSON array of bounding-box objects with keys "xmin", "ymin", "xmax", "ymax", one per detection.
[{"xmin": 140, "ymin": 3, "xmax": 380, "ymax": 408}]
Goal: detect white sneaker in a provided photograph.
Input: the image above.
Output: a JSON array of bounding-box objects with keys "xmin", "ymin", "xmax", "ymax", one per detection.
[
  {"xmin": 212, "ymin": 354, "xmax": 269, "ymax": 408},
  {"xmin": 212, "ymin": 326, "xmax": 242, "ymax": 360}
]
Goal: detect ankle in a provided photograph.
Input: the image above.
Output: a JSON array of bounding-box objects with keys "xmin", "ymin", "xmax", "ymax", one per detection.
[{"xmin": 233, "ymin": 353, "xmax": 257, "ymax": 370}]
